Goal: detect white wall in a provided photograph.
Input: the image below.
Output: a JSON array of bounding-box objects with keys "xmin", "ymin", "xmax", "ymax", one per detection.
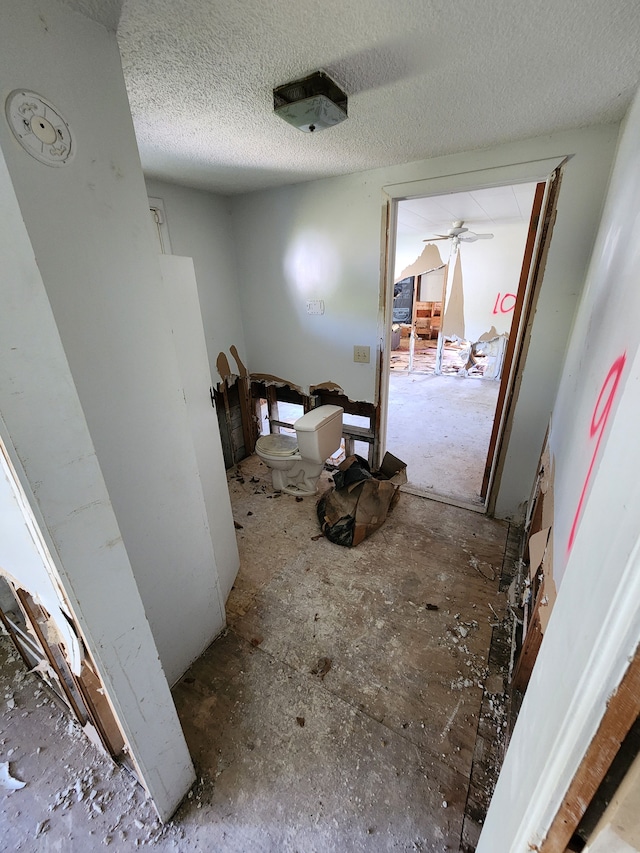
[
  {"xmin": 0, "ymin": 0, "xmax": 227, "ymax": 685},
  {"xmin": 144, "ymin": 178, "xmax": 248, "ymax": 383},
  {"xmin": 0, "ymin": 145, "xmax": 194, "ymax": 820},
  {"xmin": 159, "ymin": 255, "xmax": 239, "ymax": 600},
  {"xmin": 231, "ymin": 126, "xmax": 618, "ymax": 518},
  {"xmin": 479, "ymin": 87, "xmax": 640, "ymax": 851},
  {"xmin": 457, "ymin": 222, "xmax": 531, "ymax": 341}
]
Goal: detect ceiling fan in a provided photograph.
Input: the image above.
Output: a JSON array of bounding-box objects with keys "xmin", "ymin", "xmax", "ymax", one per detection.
[{"xmin": 424, "ymin": 220, "xmax": 494, "ymax": 245}]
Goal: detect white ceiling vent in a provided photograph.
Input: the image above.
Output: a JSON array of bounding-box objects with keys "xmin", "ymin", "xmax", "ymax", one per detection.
[{"xmin": 273, "ymin": 71, "xmax": 347, "ymax": 133}]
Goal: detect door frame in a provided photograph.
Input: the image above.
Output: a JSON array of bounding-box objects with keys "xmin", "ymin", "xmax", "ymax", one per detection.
[{"xmin": 377, "ymin": 156, "xmax": 567, "ymax": 509}]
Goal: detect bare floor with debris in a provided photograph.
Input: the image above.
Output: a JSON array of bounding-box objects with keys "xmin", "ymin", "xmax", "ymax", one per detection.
[{"xmin": 0, "ymin": 455, "xmax": 515, "ymax": 852}]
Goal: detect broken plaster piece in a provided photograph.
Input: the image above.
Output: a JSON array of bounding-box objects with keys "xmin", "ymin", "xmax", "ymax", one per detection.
[
  {"xmin": 0, "ymin": 761, "xmax": 26, "ymax": 790},
  {"xmin": 528, "ymin": 526, "xmax": 551, "ymax": 580},
  {"xmin": 216, "ymin": 352, "xmax": 233, "ymax": 383}
]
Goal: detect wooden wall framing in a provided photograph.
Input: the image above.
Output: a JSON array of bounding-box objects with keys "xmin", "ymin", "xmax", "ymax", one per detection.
[
  {"xmin": 250, "ymin": 381, "xmax": 377, "ymax": 466},
  {"xmin": 539, "ymin": 649, "xmax": 640, "ymax": 853}
]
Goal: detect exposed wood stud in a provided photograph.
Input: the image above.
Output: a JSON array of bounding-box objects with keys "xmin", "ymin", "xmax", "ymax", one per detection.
[{"xmin": 540, "ymin": 647, "xmax": 640, "ymax": 853}]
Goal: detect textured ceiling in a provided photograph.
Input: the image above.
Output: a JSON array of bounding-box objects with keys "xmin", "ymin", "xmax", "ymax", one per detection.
[{"xmin": 71, "ymin": 0, "xmax": 640, "ymax": 196}]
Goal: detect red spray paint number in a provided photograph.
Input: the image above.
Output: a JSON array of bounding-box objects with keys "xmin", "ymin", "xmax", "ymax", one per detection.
[
  {"xmin": 492, "ymin": 292, "xmax": 517, "ymax": 314},
  {"xmin": 567, "ymin": 353, "xmax": 627, "ymax": 553}
]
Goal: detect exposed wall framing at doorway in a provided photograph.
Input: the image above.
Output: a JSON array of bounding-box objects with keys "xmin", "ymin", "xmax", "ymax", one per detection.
[{"xmin": 213, "ymin": 374, "xmax": 378, "ymax": 470}]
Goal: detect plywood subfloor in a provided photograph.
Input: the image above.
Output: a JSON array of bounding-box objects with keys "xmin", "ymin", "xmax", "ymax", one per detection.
[
  {"xmin": 0, "ymin": 455, "xmax": 514, "ymax": 852},
  {"xmin": 172, "ymin": 456, "xmax": 512, "ymax": 851}
]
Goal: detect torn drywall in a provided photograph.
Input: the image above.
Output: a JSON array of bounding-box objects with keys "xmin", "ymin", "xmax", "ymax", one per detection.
[
  {"xmin": 230, "ymin": 345, "xmax": 248, "ymax": 377},
  {"xmin": 216, "ymin": 351, "xmax": 233, "ymax": 383},
  {"xmin": 443, "ymin": 251, "xmax": 465, "ymax": 340},
  {"xmin": 310, "ymin": 382, "xmax": 346, "ymax": 394},
  {"xmin": 396, "ymin": 244, "xmax": 445, "ymax": 283}
]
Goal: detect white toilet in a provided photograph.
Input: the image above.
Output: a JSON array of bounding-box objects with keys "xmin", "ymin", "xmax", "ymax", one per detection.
[{"xmin": 255, "ymin": 404, "xmax": 344, "ymax": 496}]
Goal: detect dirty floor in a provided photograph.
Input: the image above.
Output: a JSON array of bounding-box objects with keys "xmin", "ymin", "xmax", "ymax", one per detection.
[
  {"xmin": 0, "ymin": 455, "xmax": 515, "ymax": 852},
  {"xmin": 387, "ymin": 372, "xmax": 499, "ymax": 505}
]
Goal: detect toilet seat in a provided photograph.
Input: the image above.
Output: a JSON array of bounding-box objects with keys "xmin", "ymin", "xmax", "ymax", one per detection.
[{"xmin": 255, "ymin": 434, "xmax": 299, "ymax": 457}]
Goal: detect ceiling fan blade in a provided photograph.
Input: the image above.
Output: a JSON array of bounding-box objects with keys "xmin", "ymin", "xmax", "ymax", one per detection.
[
  {"xmin": 423, "ymin": 236, "xmax": 450, "ymax": 242},
  {"xmin": 458, "ymin": 232, "xmax": 494, "ymax": 243}
]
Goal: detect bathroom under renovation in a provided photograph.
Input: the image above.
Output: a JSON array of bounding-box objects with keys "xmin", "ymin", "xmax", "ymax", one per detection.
[
  {"xmin": 0, "ymin": 452, "xmax": 518, "ymax": 852},
  {"xmin": 3, "ymin": 3, "xmax": 640, "ymax": 850}
]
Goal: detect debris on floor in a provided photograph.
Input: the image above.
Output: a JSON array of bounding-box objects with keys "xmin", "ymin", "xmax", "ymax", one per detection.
[
  {"xmin": 310, "ymin": 656, "xmax": 332, "ymax": 679},
  {"xmin": 317, "ymin": 452, "xmax": 407, "ymax": 546},
  {"xmin": 0, "ymin": 760, "xmax": 26, "ymax": 790},
  {"xmin": 0, "ymin": 453, "xmax": 517, "ymax": 852}
]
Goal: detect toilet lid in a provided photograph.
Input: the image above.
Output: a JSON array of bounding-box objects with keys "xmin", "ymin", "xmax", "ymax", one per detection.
[{"xmin": 256, "ymin": 434, "xmax": 298, "ymax": 457}]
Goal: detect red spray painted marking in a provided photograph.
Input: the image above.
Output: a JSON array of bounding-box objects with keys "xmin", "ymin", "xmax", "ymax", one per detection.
[
  {"xmin": 492, "ymin": 292, "xmax": 517, "ymax": 314},
  {"xmin": 567, "ymin": 353, "xmax": 627, "ymax": 553}
]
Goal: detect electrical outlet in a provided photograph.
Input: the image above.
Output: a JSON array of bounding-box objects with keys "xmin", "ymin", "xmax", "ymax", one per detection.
[
  {"xmin": 353, "ymin": 345, "xmax": 370, "ymax": 364},
  {"xmin": 306, "ymin": 300, "xmax": 324, "ymax": 315}
]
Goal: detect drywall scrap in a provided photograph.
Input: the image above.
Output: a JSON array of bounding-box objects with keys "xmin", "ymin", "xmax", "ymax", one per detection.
[
  {"xmin": 251, "ymin": 373, "xmax": 304, "ymax": 392},
  {"xmin": 230, "ymin": 345, "xmax": 248, "ymax": 378},
  {"xmin": 252, "ymin": 375, "xmax": 347, "ymax": 398},
  {"xmin": 526, "ymin": 437, "xmax": 556, "ymax": 632},
  {"xmin": 310, "ymin": 382, "xmax": 346, "ymax": 395},
  {"xmin": 512, "ymin": 435, "xmax": 557, "ymax": 692},
  {"xmin": 396, "ymin": 243, "xmax": 444, "ymax": 283},
  {"xmin": 217, "ymin": 345, "xmax": 250, "ymax": 384},
  {"xmin": 0, "ymin": 568, "xmax": 82, "ymax": 676},
  {"xmin": 527, "ymin": 526, "xmax": 557, "ymax": 634},
  {"xmin": 0, "ymin": 761, "xmax": 26, "ymax": 790},
  {"xmin": 216, "ymin": 351, "xmax": 233, "ymax": 384},
  {"xmin": 443, "ymin": 251, "xmax": 465, "ymax": 341}
]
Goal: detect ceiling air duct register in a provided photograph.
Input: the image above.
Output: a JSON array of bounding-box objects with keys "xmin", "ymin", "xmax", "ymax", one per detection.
[{"xmin": 273, "ymin": 71, "xmax": 347, "ymax": 133}]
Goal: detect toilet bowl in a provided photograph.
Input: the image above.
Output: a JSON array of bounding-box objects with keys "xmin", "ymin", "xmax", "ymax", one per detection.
[{"xmin": 255, "ymin": 404, "xmax": 344, "ymax": 496}]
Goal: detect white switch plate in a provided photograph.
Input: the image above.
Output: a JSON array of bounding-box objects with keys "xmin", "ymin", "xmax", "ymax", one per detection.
[
  {"xmin": 306, "ymin": 300, "xmax": 324, "ymax": 315},
  {"xmin": 353, "ymin": 345, "xmax": 370, "ymax": 363}
]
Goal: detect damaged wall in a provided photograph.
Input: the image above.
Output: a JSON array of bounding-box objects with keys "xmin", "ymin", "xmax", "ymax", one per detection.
[
  {"xmin": 0, "ymin": 0, "xmax": 227, "ymax": 686},
  {"xmin": 399, "ymin": 210, "xmax": 534, "ymax": 343},
  {"xmin": 229, "ymin": 126, "xmax": 618, "ymax": 518},
  {"xmin": 479, "ymin": 85, "xmax": 640, "ymax": 852}
]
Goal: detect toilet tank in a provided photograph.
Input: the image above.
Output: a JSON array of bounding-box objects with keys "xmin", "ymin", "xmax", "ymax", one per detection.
[{"xmin": 294, "ymin": 405, "xmax": 344, "ymax": 463}]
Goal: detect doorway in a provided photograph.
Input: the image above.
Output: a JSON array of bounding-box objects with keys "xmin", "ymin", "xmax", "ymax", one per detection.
[{"xmin": 380, "ymin": 168, "xmax": 559, "ymax": 509}]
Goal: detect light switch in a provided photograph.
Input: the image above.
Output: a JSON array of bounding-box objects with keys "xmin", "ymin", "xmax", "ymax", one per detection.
[
  {"xmin": 306, "ymin": 300, "xmax": 324, "ymax": 315},
  {"xmin": 353, "ymin": 345, "xmax": 370, "ymax": 363}
]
